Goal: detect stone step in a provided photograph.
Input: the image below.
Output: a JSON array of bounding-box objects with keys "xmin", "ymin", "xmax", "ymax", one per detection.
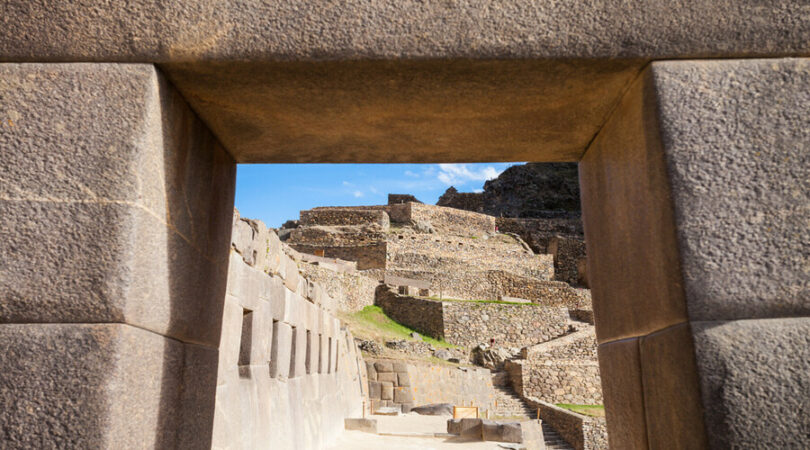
[{"xmin": 542, "ymin": 423, "xmax": 574, "ymax": 450}]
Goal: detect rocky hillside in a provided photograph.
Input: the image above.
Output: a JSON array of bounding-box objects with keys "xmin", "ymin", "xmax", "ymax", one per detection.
[{"xmin": 437, "ymin": 163, "xmax": 580, "ymax": 218}]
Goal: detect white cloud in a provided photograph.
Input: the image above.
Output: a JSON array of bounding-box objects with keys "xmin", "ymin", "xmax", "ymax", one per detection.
[
  {"xmin": 436, "ymin": 164, "xmax": 503, "ymax": 186},
  {"xmin": 473, "ymin": 188, "xmax": 484, "ymax": 193},
  {"xmin": 342, "ymin": 181, "xmax": 354, "ymax": 186},
  {"xmin": 353, "ymin": 190, "xmax": 364, "ymax": 198},
  {"xmin": 369, "ymin": 186, "xmax": 379, "ymax": 194},
  {"xmin": 404, "ymin": 170, "xmax": 419, "ymax": 178}
]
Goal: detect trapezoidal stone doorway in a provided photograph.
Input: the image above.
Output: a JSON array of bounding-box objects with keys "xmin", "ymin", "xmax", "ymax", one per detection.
[{"xmin": 1, "ymin": 54, "xmax": 807, "ymax": 450}]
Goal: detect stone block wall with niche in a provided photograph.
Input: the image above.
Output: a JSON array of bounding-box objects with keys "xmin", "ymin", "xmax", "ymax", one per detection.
[{"xmin": 214, "ymin": 211, "xmax": 366, "ymax": 449}]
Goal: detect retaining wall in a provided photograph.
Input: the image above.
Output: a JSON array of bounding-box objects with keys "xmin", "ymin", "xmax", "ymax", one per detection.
[
  {"xmin": 290, "ymin": 242, "xmax": 387, "ymax": 270},
  {"xmin": 301, "ymin": 208, "xmax": 390, "ymax": 228},
  {"xmin": 374, "ymin": 285, "xmax": 445, "ymax": 339},
  {"xmin": 375, "ymin": 286, "xmax": 569, "ymax": 348},
  {"xmin": 408, "ymin": 202, "xmax": 495, "ymax": 235},
  {"xmin": 525, "ymin": 400, "xmax": 608, "ymax": 450},
  {"xmin": 509, "ymin": 328, "xmax": 602, "ymax": 406}
]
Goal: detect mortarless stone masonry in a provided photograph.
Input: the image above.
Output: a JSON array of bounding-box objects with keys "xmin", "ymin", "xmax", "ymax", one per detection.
[
  {"xmin": 216, "ymin": 211, "xmax": 365, "ymax": 449},
  {"xmin": 365, "ymin": 358, "xmax": 495, "ymax": 413}
]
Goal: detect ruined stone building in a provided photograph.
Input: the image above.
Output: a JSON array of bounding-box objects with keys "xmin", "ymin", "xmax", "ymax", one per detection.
[{"xmin": 1, "ymin": 3, "xmax": 808, "ymax": 450}]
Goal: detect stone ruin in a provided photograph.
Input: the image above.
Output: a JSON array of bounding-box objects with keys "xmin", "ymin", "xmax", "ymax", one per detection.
[{"xmin": 1, "ymin": 4, "xmax": 808, "ymax": 449}]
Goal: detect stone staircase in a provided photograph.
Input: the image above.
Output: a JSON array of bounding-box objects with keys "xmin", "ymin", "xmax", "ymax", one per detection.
[
  {"xmin": 491, "ymin": 371, "xmax": 535, "ymax": 418},
  {"xmin": 542, "ymin": 422, "xmax": 575, "ymax": 450},
  {"xmin": 490, "ymin": 370, "xmax": 575, "ymax": 450}
]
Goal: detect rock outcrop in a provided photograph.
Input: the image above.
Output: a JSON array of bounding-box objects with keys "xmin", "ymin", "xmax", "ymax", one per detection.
[{"xmin": 436, "ymin": 163, "xmax": 580, "ymax": 219}]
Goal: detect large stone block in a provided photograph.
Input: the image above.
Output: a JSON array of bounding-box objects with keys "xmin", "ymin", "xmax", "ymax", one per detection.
[
  {"xmin": 368, "ymin": 381, "xmax": 382, "ymax": 400},
  {"xmin": 5, "ymin": 1, "xmax": 809, "ymax": 165},
  {"xmin": 596, "ymin": 338, "xmax": 647, "ymax": 450},
  {"xmin": 651, "ymin": 59, "xmax": 810, "ymax": 322},
  {"xmin": 377, "ymin": 372, "xmax": 398, "ymax": 384},
  {"xmin": 344, "ymin": 418, "xmax": 377, "ymax": 434},
  {"xmin": 0, "ymin": 64, "xmax": 236, "ymax": 347},
  {"xmin": 176, "ymin": 342, "xmax": 219, "ymax": 450},
  {"xmin": 0, "ymin": 323, "xmax": 215, "ymax": 448},
  {"xmin": 692, "ymin": 318, "xmax": 810, "ymax": 448},
  {"xmin": 638, "ymin": 324, "xmax": 708, "ymax": 448},
  {"xmin": 381, "ymin": 383, "xmax": 394, "ymax": 400},
  {"xmin": 579, "ymin": 66, "xmax": 689, "ymax": 343},
  {"xmin": 269, "ymin": 322, "xmax": 292, "ymax": 379},
  {"xmin": 393, "ymin": 387, "xmax": 413, "ymax": 404},
  {"xmin": 582, "ymin": 59, "xmax": 810, "ymax": 344}
]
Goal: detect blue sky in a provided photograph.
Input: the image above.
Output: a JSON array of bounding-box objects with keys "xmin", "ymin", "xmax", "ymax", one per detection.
[{"xmin": 235, "ymin": 163, "xmax": 521, "ymax": 227}]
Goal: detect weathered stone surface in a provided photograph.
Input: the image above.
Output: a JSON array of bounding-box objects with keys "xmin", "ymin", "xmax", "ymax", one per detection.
[
  {"xmin": 269, "ymin": 322, "xmax": 292, "ymax": 379},
  {"xmin": 472, "ymin": 345, "xmax": 512, "ymax": 370},
  {"xmin": 411, "ymin": 403, "xmax": 454, "ymax": 416},
  {"xmin": 381, "ymin": 383, "xmax": 394, "ymax": 401},
  {"xmin": 377, "ymin": 372, "xmax": 398, "ymax": 384},
  {"xmin": 393, "ymin": 387, "xmax": 414, "ymax": 404},
  {"xmin": 580, "ymin": 65, "xmax": 689, "ymax": 343},
  {"xmin": 638, "ymin": 324, "xmax": 708, "ymax": 448},
  {"xmin": 692, "ymin": 318, "xmax": 810, "ymax": 449},
  {"xmin": 374, "ymin": 361, "xmax": 393, "ymax": 373},
  {"xmin": 453, "ymin": 418, "xmax": 484, "ymax": 439},
  {"xmin": 0, "ymin": 323, "xmax": 194, "ymax": 448},
  {"xmin": 596, "ymin": 338, "xmax": 647, "ymax": 450},
  {"xmin": 4, "ymin": 1, "xmax": 807, "ymax": 62},
  {"xmin": 345, "ymin": 418, "xmax": 377, "ymax": 434},
  {"xmin": 652, "ymin": 59, "xmax": 810, "ymax": 321},
  {"xmin": 3, "ymin": 2, "xmax": 808, "ymax": 161},
  {"xmin": 397, "ymin": 372, "xmax": 410, "ymax": 387},
  {"xmin": 177, "ymin": 343, "xmax": 219, "ymax": 450},
  {"xmin": 368, "ymin": 381, "xmax": 382, "ymax": 400},
  {"xmin": 0, "ymin": 63, "xmax": 236, "ymax": 347},
  {"xmin": 481, "ymin": 421, "xmax": 523, "ymax": 444}
]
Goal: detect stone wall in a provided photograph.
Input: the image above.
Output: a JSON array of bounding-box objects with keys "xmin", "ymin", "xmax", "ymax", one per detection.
[
  {"xmin": 436, "ymin": 186, "xmax": 486, "ymax": 213},
  {"xmin": 365, "ymin": 358, "xmax": 495, "ymax": 414},
  {"xmin": 408, "ymin": 202, "xmax": 495, "ymax": 236},
  {"xmin": 521, "ymin": 360, "xmax": 602, "ymax": 405},
  {"xmin": 374, "ymin": 285, "xmax": 445, "ymax": 339},
  {"xmin": 496, "ymin": 217, "xmax": 587, "ymax": 285},
  {"xmin": 495, "ymin": 216, "xmax": 584, "ymax": 254},
  {"xmin": 214, "ymin": 212, "xmax": 366, "ymax": 449},
  {"xmin": 383, "ymin": 267, "xmax": 589, "ymax": 310},
  {"xmin": 387, "ymin": 233, "xmax": 551, "ymax": 280},
  {"xmin": 376, "ymin": 286, "xmax": 569, "ymax": 349},
  {"xmin": 442, "ymin": 301, "xmax": 569, "ymax": 349},
  {"xmin": 290, "ymin": 242, "xmax": 388, "ymax": 270},
  {"xmin": 287, "ymin": 225, "xmax": 388, "ymax": 246},
  {"xmin": 510, "ymin": 328, "xmax": 602, "ymax": 405},
  {"xmin": 301, "ymin": 208, "xmax": 390, "ymax": 228},
  {"xmin": 525, "ymin": 399, "xmax": 608, "ymax": 450},
  {"xmin": 298, "ymin": 261, "xmax": 378, "ymax": 312},
  {"xmin": 548, "ymin": 235, "xmax": 588, "ymax": 286},
  {"xmin": 388, "ymin": 194, "xmax": 422, "ymax": 204}
]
